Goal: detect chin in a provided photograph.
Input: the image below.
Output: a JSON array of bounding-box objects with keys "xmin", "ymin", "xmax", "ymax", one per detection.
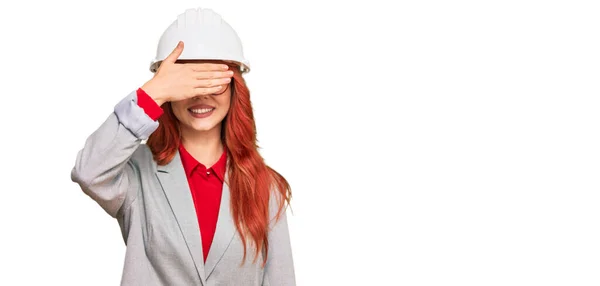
[
  {"xmin": 175, "ymin": 110, "xmax": 226, "ymax": 133},
  {"xmin": 190, "ymin": 125, "xmax": 216, "ymax": 132},
  {"xmin": 189, "ymin": 121, "xmax": 220, "ymax": 132}
]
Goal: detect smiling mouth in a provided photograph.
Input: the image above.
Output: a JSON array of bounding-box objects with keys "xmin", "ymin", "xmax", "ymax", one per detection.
[
  {"xmin": 188, "ymin": 107, "xmax": 216, "ymax": 118},
  {"xmin": 189, "ymin": 108, "xmax": 215, "ymax": 114}
]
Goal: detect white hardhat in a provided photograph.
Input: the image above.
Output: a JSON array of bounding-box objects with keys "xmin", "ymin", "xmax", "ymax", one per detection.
[{"xmin": 149, "ymin": 8, "xmax": 250, "ymax": 73}]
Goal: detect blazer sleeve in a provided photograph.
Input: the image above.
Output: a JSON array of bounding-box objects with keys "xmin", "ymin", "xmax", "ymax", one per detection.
[
  {"xmin": 70, "ymin": 90, "xmax": 159, "ymax": 218},
  {"xmin": 262, "ymin": 193, "xmax": 297, "ymax": 286}
]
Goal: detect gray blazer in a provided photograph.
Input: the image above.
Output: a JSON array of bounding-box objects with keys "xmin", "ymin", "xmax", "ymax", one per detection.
[{"xmin": 71, "ymin": 90, "xmax": 296, "ymax": 286}]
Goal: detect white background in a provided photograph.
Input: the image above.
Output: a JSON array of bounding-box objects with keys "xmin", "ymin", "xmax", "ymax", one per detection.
[{"xmin": 0, "ymin": 0, "xmax": 599, "ymax": 285}]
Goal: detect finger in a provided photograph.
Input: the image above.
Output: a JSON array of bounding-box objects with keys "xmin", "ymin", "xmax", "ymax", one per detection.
[
  {"xmin": 194, "ymin": 70, "xmax": 234, "ymax": 80},
  {"xmin": 193, "ymin": 86, "xmax": 226, "ymax": 96},
  {"xmin": 163, "ymin": 41, "xmax": 184, "ymax": 64},
  {"xmin": 193, "ymin": 77, "xmax": 231, "ymax": 88},
  {"xmin": 213, "ymin": 84, "xmax": 230, "ymax": 95},
  {"xmin": 186, "ymin": 63, "xmax": 230, "ymax": 72}
]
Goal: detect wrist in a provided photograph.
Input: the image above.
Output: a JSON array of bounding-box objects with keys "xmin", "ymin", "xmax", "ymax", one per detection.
[{"xmin": 141, "ymin": 81, "xmax": 167, "ymax": 106}]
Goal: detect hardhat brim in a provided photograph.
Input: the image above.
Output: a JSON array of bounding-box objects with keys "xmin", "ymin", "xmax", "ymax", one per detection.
[{"xmin": 149, "ymin": 58, "xmax": 250, "ymax": 74}]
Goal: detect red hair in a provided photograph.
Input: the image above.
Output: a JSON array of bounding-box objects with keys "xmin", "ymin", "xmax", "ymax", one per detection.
[{"xmin": 146, "ymin": 63, "xmax": 291, "ymax": 267}]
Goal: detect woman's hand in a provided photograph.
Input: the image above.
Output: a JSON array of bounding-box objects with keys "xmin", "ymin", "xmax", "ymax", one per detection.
[{"xmin": 141, "ymin": 41, "xmax": 234, "ymax": 106}]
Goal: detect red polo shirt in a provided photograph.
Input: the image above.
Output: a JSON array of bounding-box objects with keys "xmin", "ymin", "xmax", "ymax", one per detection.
[
  {"xmin": 135, "ymin": 88, "xmax": 225, "ymax": 262},
  {"xmin": 179, "ymin": 143, "xmax": 226, "ymax": 262}
]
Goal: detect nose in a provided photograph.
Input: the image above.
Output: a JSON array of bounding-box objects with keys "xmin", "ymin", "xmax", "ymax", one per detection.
[{"xmin": 192, "ymin": 94, "xmax": 209, "ymax": 101}]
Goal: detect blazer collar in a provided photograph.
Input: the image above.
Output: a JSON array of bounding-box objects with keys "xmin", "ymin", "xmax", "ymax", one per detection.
[{"xmin": 156, "ymin": 150, "xmax": 235, "ymax": 284}]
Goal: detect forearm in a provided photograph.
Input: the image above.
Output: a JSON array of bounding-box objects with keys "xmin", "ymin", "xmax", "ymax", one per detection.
[{"xmin": 70, "ymin": 89, "xmax": 160, "ymax": 217}]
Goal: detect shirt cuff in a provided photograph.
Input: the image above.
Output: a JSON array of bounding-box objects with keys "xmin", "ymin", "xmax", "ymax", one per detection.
[{"xmin": 136, "ymin": 88, "xmax": 164, "ymax": 121}]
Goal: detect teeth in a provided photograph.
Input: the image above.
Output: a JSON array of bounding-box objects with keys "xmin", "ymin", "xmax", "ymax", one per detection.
[{"xmin": 190, "ymin": 108, "xmax": 214, "ymax": 114}]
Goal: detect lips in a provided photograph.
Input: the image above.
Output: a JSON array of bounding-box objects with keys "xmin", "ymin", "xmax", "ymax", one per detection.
[
  {"xmin": 188, "ymin": 104, "xmax": 215, "ymax": 118},
  {"xmin": 189, "ymin": 104, "xmax": 214, "ymax": 110},
  {"xmin": 189, "ymin": 107, "xmax": 215, "ymax": 114}
]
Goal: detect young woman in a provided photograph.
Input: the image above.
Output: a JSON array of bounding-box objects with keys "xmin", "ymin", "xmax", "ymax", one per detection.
[{"xmin": 71, "ymin": 8, "xmax": 295, "ymax": 285}]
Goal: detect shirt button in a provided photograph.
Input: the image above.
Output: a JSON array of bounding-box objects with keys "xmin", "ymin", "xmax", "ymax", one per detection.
[{"xmin": 206, "ymin": 171, "xmax": 210, "ymax": 175}]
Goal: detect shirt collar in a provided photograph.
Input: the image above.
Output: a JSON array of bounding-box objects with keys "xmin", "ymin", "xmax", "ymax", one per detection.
[
  {"xmin": 211, "ymin": 149, "xmax": 227, "ymax": 182},
  {"xmin": 178, "ymin": 142, "xmax": 227, "ymax": 182}
]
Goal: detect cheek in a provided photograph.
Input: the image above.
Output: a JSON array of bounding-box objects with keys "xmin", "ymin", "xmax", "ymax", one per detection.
[
  {"xmin": 218, "ymin": 94, "xmax": 232, "ymax": 111},
  {"xmin": 170, "ymin": 103, "xmax": 188, "ymax": 121}
]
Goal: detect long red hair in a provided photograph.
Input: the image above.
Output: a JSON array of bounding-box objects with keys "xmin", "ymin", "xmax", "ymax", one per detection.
[{"xmin": 146, "ymin": 63, "xmax": 291, "ymax": 266}]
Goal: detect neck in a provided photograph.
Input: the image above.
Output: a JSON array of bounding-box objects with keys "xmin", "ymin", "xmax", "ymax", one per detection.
[{"xmin": 180, "ymin": 124, "xmax": 224, "ymax": 167}]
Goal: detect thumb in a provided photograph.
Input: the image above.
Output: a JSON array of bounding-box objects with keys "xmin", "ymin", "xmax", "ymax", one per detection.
[{"xmin": 163, "ymin": 41, "xmax": 184, "ymax": 64}]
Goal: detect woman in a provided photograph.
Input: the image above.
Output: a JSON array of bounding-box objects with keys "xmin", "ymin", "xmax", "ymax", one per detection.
[{"xmin": 71, "ymin": 8, "xmax": 295, "ymax": 286}]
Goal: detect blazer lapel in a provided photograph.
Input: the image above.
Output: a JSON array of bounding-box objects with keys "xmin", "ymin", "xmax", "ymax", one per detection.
[
  {"xmin": 205, "ymin": 167, "xmax": 236, "ymax": 279},
  {"xmin": 156, "ymin": 151, "xmax": 207, "ymax": 285}
]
